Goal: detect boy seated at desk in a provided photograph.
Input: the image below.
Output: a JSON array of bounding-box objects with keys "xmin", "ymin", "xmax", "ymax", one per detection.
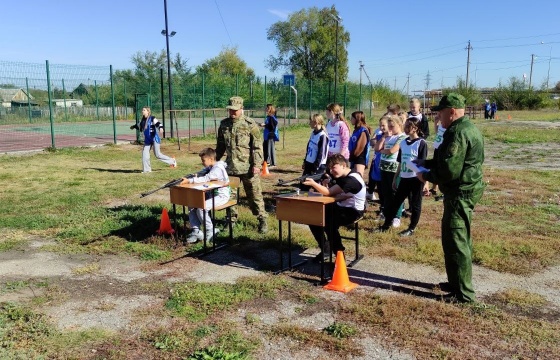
[
  {"xmin": 181, "ymin": 148, "xmax": 230, "ymax": 243},
  {"xmin": 303, "ymin": 153, "xmax": 366, "ymax": 262}
]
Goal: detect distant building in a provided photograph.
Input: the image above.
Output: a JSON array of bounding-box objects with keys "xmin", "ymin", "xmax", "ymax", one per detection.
[
  {"xmin": 0, "ymin": 88, "xmax": 36, "ymax": 107},
  {"xmin": 52, "ymin": 99, "xmax": 83, "ymax": 107}
]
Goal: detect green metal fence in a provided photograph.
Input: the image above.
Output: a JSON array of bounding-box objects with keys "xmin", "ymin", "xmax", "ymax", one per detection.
[{"xmin": 0, "ymin": 60, "xmax": 377, "ymax": 153}]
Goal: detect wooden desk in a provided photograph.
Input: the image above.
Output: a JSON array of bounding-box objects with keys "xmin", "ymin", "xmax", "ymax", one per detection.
[
  {"xmin": 170, "ymin": 181, "xmax": 229, "ymax": 254},
  {"xmin": 275, "ymin": 192, "xmax": 335, "ymax": 283}
]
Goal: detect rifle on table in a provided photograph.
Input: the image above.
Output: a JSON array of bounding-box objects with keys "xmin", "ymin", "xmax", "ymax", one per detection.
[
  {"xmin": 140, "ymin": 168, "xmax": 210, "ymax": 198},
  {"xmin": 277, "ymin": 172, "xmax": 326, "ymax": 187}
]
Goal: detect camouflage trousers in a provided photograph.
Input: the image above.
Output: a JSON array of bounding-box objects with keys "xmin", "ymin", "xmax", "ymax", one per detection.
[
  {"xmin": 441, "ymin": 187, "xmax": 483, "ymax": 303},
  {"xmin": 230, "ymin": 172, "xmax": 267, "ymax": 221}
]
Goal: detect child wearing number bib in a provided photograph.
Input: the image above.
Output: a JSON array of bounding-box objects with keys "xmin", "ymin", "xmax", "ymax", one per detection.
[
  {"xmin": 303, "ymin": 114, "xmax": 329, "ymax": 177},
  {"xmin": 376, "ymin": 117, "xmax": 428, "ymax": 236},
  {"xmin": 325, "ymin": 103, "xmax": 350, "ymax": 159}
]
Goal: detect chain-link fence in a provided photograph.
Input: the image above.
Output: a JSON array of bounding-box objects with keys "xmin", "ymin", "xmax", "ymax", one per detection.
[{"xmin": 0, "ymin": 60, "xmax": 379, "ymax": 153}]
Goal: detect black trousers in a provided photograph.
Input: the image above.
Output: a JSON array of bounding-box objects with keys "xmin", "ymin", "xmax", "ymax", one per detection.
[
  {"xmin": 309, "ymin": 204, "xmax": 362, "ymax": 253},
  {"xmin": 382, "ymin": 177, "xmax": 424, "ymax": 230}
]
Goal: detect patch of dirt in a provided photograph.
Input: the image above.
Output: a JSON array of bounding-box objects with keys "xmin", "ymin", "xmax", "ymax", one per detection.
[
  {"xmin": 2, "ymin": 237, "xmax": 560, "ymax": 359},
  {"xmin": 1, "ymin": 122, "xmax": 560, "ymax": 358}
]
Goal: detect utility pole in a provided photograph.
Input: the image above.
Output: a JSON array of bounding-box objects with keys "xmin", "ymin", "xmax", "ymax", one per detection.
[
  {"xmin": 529, "ymin": 54, "xmax": 535, "ymax": 89},
  {"xmin": 406, "ymin": 73, "xmax": 410, "ymax": 97},
  {"xmin": 465, "ymin": 40, "xmax": 473, "ymax": 88},
  {"xmin": 329, "ymin": 13, "xmax": 341, "ymax": 103},
  {"xmin": 359, "ymin": 61, "xmax": 363, "ymax": 110}
]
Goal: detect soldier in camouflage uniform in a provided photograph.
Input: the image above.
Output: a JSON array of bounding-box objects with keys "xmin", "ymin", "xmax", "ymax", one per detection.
[
  {"xmin": 216, "ymin": 96, "xmax": 268, "ymax": 233},
  {"xmin": 417, "ymin": 93, "xmax": 485, "ymax": 303}
]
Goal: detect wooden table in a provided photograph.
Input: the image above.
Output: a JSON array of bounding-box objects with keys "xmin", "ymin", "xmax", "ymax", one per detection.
[
  {"xmin": 170, "ymin": 181, "xmax": 229, "ymax": 254},
  {"xmin": 275, "ymin": 191, "xmax": 335, "ymax": 283}
]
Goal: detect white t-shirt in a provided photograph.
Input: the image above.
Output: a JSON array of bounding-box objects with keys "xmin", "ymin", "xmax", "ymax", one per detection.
[{"xmin": 326, "ymin": 120, "xmax": 343, "ymax": 154}]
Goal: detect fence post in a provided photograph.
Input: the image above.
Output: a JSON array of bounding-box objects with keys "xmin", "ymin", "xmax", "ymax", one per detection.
[
  {"xmin": 369, "ymin": 84, "xmax": 373, "ymax": 118},
  {"xmin": 309, "ymin": 79, "xmax": 312, "ymax": 116},
  {"xmin": 202, "ymin": 72, "xmax": 206, "ymax": 136},
  {"xmin": 110, "ymin": 65, "xmax": 116, "ymax": 144},
  {"xmin": 343, "ymin": 82, "xmax": 348, "ymax": 117},
  {"xmin": 160, "ymin": 68, "xmax": 166, "ymax": 138},
  {"xmin": 62, "ymin": 78, "xmax": 68, "ymax": 122},
  {"xmin": 124, "ymin": 78, "xmax": 127, "ymax": 120},
  {"xmin": 26, "ymin": 77, "xmax": 32, "ymax": 123},
  {"xmin": 95, "ymin": 80, "xmax": 99, "ymax": 120},
  {"xmin": 46, "ymin": 60, "xmax": 55, "ymax": 149}
]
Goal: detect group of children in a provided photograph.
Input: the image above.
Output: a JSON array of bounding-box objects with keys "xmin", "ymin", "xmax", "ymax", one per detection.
[
  {"xmin": 301, "ymin": 99, "xmax": 434, "ymax": 259},
  {"xmin": 139, "ymin": 100, "xmax": 437, "ymax": 253}
]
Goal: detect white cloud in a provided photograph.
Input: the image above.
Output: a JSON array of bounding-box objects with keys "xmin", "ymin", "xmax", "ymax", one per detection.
[{"xmin": 267, "ymin": 9, "xmax": 290, "ymax": 20}]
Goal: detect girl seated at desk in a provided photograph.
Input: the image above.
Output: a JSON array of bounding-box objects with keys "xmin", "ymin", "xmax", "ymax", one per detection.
[
  {"xmin": 302, "ymin": 154, "xmax": 366, "ymax": 262},
  {"xmin": 181, "ymin": 148, "xmax": 230, "ymax": 243}
]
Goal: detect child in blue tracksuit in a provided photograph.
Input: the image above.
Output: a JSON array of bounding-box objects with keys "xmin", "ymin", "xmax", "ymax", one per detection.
[
  {"xmin": 262, "ymin": 104, "xmax": 279, "ymax": 167},
  {"xmin": 130, "ymin": 106, "xmax": 176, "ymax": 173}
]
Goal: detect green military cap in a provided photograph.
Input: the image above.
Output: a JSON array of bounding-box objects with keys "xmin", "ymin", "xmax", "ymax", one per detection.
[
  {"xmin": 430, "ymin": 92, "xmax": 466, "ymax": 111},
  {"xmin": 226, "ymin": 96, "xmax": 244, "ymax": 110}
]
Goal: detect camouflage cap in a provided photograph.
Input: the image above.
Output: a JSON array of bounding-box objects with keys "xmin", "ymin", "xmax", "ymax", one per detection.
[
  {"xmin": 226, "ymin": 96, "xmax": 244, "ymax": 111},
  {"xmin": 430, "ymin": 93, "xmax": 466, "ymax": 111}
]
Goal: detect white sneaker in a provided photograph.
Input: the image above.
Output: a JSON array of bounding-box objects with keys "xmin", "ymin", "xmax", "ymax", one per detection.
[
  {"xmin": 186, "ymin": 229, "xmax": 203, "ymax": 244},
  {"xmin": 392, "ymin": 218, "xmax": 401, "ymax": 228},
  {"xmin": 205, "ymin": 228, "xmax": 220, "ymax": 243}
]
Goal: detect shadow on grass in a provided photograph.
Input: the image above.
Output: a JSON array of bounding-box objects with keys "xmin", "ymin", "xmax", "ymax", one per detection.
[
  {"xmin": 87, "ymin": 167, "xmax": 141, "ymax": 174},
  {"xmin": 106, "ymin": 204, "xmax": 170, "ymax": 242}
]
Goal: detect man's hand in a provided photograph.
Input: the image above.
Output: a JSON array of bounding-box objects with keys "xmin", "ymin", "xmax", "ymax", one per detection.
[
  {"xmin": 252, "ymin": 166, "xmax": 260, "ymax": 175},
  {"xmin": 416, "ymin": 171, "xmax": 428, "ymax": 183}
]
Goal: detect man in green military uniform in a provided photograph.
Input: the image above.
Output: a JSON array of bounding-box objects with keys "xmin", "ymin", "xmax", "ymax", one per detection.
[
  {"xmin": 216, "ymin": 96, "xmax": 268, "ymax": 233},
  {"xmin": 416, "ymin": 93, "xmax": 484, "ymax": 303}
]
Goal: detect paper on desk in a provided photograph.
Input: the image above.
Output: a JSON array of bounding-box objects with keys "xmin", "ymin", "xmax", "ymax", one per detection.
[
  {"xmin": 406, "ymin": 160, "xmax": 429, "ymax": 174},
  {"xmin": 193, "ymin": 183, "xmax": 221, "ymax": 190}
]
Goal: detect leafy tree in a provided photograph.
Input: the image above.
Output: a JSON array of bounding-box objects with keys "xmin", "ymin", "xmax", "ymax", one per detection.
[
  {"xmin": 131, "ymin": 50, "xmax": 168, "ymax": 80},
  {"xmin": 491, "ymin": 77, "xmax": 549, "ymax": 110},
  {"xmin": 446, "ymin": 78, "xmax": 483, "ymax": 107},
  {"xmin": 196, "ymin": 46, "xmax": 255, "ymax": 78},
  {"xmin": 266, "ymin": 6, "xmax": 349, "ymax": 83}
]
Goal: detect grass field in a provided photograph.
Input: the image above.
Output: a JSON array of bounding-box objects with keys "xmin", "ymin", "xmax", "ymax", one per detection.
[{"xmin": 1, "ymin": 111, "xmax": 559, "ymax": 359}]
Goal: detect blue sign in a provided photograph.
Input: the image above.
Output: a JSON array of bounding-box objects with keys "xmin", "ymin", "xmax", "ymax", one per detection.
[{"xmin": 283, "ymin": 74, "xmax": 295, "ymax": 86}]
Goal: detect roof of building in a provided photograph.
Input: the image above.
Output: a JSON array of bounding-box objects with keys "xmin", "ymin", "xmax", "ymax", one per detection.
[{"xmin": 0, "ymin": 88, "xmax": 34, "ymax": 102}]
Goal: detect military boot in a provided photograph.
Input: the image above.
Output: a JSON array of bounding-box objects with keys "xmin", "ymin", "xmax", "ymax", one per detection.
[{"xmin": 258, "ymin": 218, "xmax": 268, "ymax": 234}]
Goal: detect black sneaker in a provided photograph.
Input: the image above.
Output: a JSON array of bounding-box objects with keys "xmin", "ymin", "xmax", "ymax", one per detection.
[
  {"xmin": 313, "ymin": 252, "xmax": 330, "ymax": 263},
  {"xmin": 398, "ymin": 229, "xmax": 414, "ymax": 237}
]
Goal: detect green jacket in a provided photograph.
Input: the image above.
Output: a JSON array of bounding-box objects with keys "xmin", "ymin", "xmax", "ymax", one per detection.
[
  {"xmin": 424, "ymin": 116, "xmax": 484, "ymax": 196},
  {"xmin": 216, "ymin": 114, "xmax": 264, "ymax": 175}
]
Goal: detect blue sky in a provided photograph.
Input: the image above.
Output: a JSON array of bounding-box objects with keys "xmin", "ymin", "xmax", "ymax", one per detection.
[{"xmin": 3, "ymin": 0, "xmax": 559, "ymax": 93}]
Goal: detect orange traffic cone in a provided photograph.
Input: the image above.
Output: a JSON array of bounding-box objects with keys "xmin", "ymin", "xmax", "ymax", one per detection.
[
  {"xmin": 495, "ymin": 115, "xmax": 499, "ymax": 120},
  {"xmin": 157, "ymin": 208, "xmax": 175, "ymax": 235},
  {"xmin": 261, "ymin": 161, "xmax": 270, "ymax": 176},
  {"xmin": 323, "ymin": 251, "xmax": 358, "ymax": 293},
  {"xmin": 507, "ymin": 114, "xmax": 512, "ymax": 120}
]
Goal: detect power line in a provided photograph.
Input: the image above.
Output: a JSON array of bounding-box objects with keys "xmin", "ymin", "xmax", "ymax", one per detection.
[{"xmin": 214, "ymin": 0, "xmax": 233, "ymax": 45}]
